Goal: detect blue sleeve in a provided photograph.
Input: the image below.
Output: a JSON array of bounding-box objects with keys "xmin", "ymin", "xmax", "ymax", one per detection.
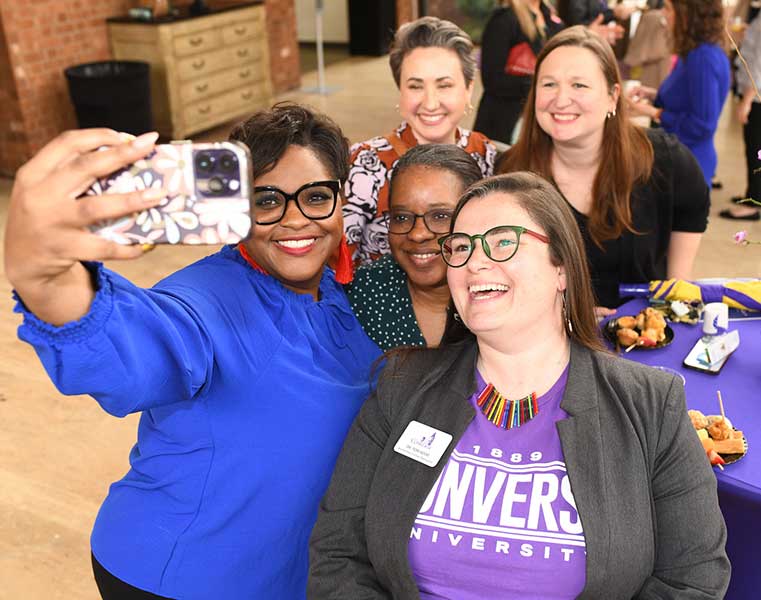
[
  {"xmin": 658, "ymin": 48, "xmax": 728, "ymax": 146},
  {"xmin": 14, "ymin": 263, "xmax": 214, "ymax": 417}
]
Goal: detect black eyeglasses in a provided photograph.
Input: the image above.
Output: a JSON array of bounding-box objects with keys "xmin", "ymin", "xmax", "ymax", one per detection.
[
  {"xmin": 387, "ymin": 208, "xmax": 454, "ymax": 235},
  {"xmin": 438, "ymin": 225, "xmax": 550, "ymax": 268},
  {"xmin": 252, "ymin": 180, "xmax": 340, "ymax": 225}
]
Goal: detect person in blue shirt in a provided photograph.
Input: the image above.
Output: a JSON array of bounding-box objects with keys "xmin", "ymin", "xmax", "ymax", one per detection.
[
  {"xmin": 4, "ymin": 104, "xmax": 381, "ymax": 599},
  {"xmin": 628, "ymin": 0, "xmax": 731, "ymax": 185}
]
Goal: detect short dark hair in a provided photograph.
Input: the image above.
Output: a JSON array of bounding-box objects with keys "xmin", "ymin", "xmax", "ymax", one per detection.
[
  {"xmin": 228, "ymin": 102, "xmax": 350, "ymax": 182},
  {"xmin": 441, "ymin": 172, "xmax": 604, "ymax": 351},
  {"xmin": 389, "ymin": 144, "xmax": 483, "ymax": 205},
  {"xmin": 388, "ymin": 17, "xmax": 476, "ymax": 87}
]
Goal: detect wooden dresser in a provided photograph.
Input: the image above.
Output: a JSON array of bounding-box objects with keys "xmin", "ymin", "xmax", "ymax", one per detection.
[{"xmin": 107, "ymin": 2, "xmax": 273, "ymax": 139}]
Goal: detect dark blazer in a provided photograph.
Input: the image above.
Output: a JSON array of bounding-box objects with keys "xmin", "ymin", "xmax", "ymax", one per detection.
[{"xmin": 308, "ymin": 340, "xmax": 730, "ymax": 599}]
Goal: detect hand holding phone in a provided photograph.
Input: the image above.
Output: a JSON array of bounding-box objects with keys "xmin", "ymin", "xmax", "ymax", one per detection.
[
  {"xmin": 5, "ymin": 129, "xmax": 167, "ymax": 326},
  {"xmin": 84, "ymin": 140, "xmax": 252, "ymax": 245}
]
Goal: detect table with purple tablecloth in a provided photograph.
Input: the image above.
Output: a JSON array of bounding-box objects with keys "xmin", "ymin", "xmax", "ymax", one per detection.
[{"xmin": 607, "ymin": 299, "xmax": 760, "ymax": 600}]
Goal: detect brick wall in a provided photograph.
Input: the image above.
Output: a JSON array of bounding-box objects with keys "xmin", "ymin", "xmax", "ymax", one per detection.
[
  {"xmin": 396, "ymin": 0, "xmax": 416, "ymax": 26},
  {"xmin": 0, "ymin": 14, "xmax": 26, "ymax": 176},
  {"xmin": 0, "ymin": 0, "xmax": 300, "ymax": 176}
]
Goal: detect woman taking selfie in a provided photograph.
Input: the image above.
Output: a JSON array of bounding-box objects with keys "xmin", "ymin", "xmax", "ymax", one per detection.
[
  {"xmin": 4, "ymin": 104, "xmax": 380, "ymax": 599},
  {"xmin": 343, "ymin": 16, "xmax": 496, "ymax": 264},
  {"xmin": 497, "ymin": 26, "xmax": 709, "ymax": 311},
  {"xmin": 309, "ymin": 172, "xmax": 729, "ymax": 599},
  {"xmin": 348, "ymin": 144, "xmax": 482, "ymax": 350}
]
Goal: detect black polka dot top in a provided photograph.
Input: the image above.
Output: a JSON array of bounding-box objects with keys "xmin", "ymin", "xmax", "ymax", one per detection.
[{"xmin": 346, "ymin": 255, "xmax": 426, "ymax": 352}]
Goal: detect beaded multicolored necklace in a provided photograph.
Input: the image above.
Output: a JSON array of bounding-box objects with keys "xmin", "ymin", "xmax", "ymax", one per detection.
[{"xmin": 476, "ymin": 383, "xmax": 539, "ymax": 430}]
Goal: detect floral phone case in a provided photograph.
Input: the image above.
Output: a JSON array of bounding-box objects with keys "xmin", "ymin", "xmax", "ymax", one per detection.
[{"xmin": 84, "ymin": 140, "xmax": 252, "ymax": 245}]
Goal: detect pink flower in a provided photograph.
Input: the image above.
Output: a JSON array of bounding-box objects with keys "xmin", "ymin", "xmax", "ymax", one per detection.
[{"xmin": 734, "ymin": 231, "xmax": 748, "ymax": 245}]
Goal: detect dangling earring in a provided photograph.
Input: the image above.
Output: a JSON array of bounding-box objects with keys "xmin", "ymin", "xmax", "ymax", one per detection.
[
  {"xmin": 394, "ymin": 103, "xmax": 400, "ymax": 114},
  {"xmin": 453, "ymin": 311, "xmax": 461, "ymax": 322},
  {"xmin": 333, "ymin": 235, "xmax": 354, "ymax": 285},
  {"xmin": 465, "ymin": 102, "xmax": 474, "ymax": 116},
  {"xmin": 562, "ymin": 290, "xmax": 573, "ymax": 334},
  {"xmin": 606, "ymin": 108, "xmax": 617, "ymax": 119}
]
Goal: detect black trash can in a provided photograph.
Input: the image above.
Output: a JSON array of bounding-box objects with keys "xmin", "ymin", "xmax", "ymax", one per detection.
[
  {"xmin": 348, "ymin": 0, "xmax": 396, "ymax": 56},
  {"xmin": 65, "ymin": 60, "xmax": 153, "ymax": 135}
]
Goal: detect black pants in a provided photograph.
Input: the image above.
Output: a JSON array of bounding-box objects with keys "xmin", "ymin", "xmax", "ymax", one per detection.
[
  {"xmin": 743, "ymin": 102, "xmax": 761, "ymax": 200},
  {"xmin": 91, "ymin": 554, "xmax": 173, "ymax": 600}
]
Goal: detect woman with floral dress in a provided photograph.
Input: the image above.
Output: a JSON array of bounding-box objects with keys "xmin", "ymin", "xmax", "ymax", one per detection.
[{"xmin": 343, "ymin": 16, "xmax": 496, "ymax": 264}]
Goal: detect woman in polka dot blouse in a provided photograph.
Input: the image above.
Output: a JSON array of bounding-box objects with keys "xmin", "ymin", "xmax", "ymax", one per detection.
[{"xmin": 347, "ymin": 144, "xmax": 482, "ymax": 350}]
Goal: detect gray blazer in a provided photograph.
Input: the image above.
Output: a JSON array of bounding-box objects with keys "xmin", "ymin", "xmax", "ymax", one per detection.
[{"xmin": 308, "ymin": 340, "xmax": 730, "ymax": 599}]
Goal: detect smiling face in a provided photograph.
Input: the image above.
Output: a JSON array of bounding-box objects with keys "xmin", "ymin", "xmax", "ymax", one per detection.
[
  {"xmin": 388, "ymin": 165, "xmax": 463, "ymax": 291},
  {"xmin": 243, "ymin": 145, "xmax": 343, "ymax": 298},
  {"xmin": 534, "ymin": 46, "xmax": 619, "ymax": 149},
  {"xmin": 447, "ymin": 193, "xmax": 565, "ymax": 341},
  {"xmin": 398, "ymin": 47, "xmax": 474, "ymax": 145}
]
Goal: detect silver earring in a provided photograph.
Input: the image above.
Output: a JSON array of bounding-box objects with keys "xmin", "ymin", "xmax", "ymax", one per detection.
[
  {"xmin": 606, "ymin": 109, "xmax": 617, "ymax": 119},
  {"xmin": 562, "ymin": 290, "xmax": 573, "ymax": 334},
  {"xmin": 453, "ymin": 311, "xmax": 461, "ymax": 322}
]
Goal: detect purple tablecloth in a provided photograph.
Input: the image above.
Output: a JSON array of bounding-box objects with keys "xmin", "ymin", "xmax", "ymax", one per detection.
[{"xmin": 606, "ymin": 299, "xmax": 760, "ymax": 599}]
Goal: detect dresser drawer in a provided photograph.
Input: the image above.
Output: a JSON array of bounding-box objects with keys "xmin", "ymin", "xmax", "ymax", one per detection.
[
  {"xmin": 173, "ymin": 29, "xmax": 222, "ymax": 57},
  {"xmin": 221, "ymin": 19, "xmax": 263, "ymax": 46},
  {"xmin": 183, "ymin": 83, "xmax": 269, "ymax": 128},
  {"xmin": 176, "ymin": 42, "xmax": 261, "ymax": 81},
  {"xmin": 179, "ymin": 61, "xmax": 265, "ymax": 104}
]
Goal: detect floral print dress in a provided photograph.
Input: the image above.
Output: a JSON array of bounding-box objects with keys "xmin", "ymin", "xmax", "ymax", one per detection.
[{"xmin": 343, "ymin": 121, "xmax": 496, "ymax": 264}]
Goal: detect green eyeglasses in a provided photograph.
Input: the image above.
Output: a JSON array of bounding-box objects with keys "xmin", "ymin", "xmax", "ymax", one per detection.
[{"xmin": 438, "ymin": 225, "xmax": 550, "ymax": 268}]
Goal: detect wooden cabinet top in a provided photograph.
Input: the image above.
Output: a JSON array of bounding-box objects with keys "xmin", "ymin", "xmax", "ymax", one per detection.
[{"xmin": 107, "ymin": 1, "xmax": 263, "ymax": 26}]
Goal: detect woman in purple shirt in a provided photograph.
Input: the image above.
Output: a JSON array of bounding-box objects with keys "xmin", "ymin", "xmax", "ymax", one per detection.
[{"xmin": 308, "ymin": 172, "xmax": 729, "ymax": 599}]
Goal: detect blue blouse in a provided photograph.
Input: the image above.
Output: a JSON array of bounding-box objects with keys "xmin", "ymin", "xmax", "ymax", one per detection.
[
  {"xmin": 14, "ymin": 245, "xmax": 381, "ymax": 599},
  {"xmin": 656, "ymin": 43, "xmax": 730, "ymax": 184}
]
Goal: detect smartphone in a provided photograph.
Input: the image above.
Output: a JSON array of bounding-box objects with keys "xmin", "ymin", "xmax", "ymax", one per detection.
[
  {"xmin": 83, "ymin": 140, "xmax": 252, "ymax": 245},
  {"xmin": 682, "ymin": 338, "xmax": 730, "ymax": 375}
]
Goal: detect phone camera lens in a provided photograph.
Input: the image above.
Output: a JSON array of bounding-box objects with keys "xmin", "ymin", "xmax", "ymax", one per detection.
[
  {"xmin": 218, "ymin": 153, "xmax": 238, "ymax": 173},
  {"xmin": 208, "ymin": 177, "xmax": 226, "ymax": 194},
  {"xmin": 195, "ymin": 152, "xmax": 214, "ymax": 173}
]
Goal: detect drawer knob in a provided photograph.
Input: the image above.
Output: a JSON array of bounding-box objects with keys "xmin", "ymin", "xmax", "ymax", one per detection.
[
  {"xmin": 195, "ymin": 83, "xmax": 209, "ymax": 92},
  {"xmin": 234, "ymin": 27, "xmax": 247, "ymax": 36},
  {"xmin": 189, "ymin": 37, "xmax": 203, "ymax": 47},
  {"xmin": 237, "ymin": 49, "xmax": 249, "ymax": 58},
  {"xmin": 239, "ymin": 69, "xmax": 251, "ymax": 79},
  {"xmin": 198, "ymin": 105, "xmax": 211, "ymax": 115},
  {"xmin": 192, "ymin": 59, "xmax": 206, "ymax": 70}
]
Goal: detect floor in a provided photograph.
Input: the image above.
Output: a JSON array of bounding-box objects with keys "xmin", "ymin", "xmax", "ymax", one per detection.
[{"xmin": 1, "ymin": 54, "xmax": 760, "ymax": 599}]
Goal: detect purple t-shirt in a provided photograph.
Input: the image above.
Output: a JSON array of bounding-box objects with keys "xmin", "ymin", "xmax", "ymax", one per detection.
[{"xmin": 408, "ymin": 367, "xmax": 586, "ymax": 599}]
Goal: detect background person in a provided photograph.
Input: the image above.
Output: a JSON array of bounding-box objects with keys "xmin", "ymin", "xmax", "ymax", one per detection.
[
  {"xmin": 497, "ymin": 26, "xmax": 709, "ymax": 311},
  {"xmin": 720, "ymin": 12, "xmax": 761, "ymax": 222},
  {"xmin": 308, "ymin": 172, "xmax": 729, "ymax": 599},
  {"xmin": 348, "ymin": 144, "xmax": 482, "ymax": 350},
  {"xmin": 343, "ymin": 16, "xmax": 496, "ymax": 265},
  {"xmin": 628, "ymin": 0, "xmax": 731, "ymax": 186},
  {"xmin": 474, "ymin": 0, "xmax": 566, "ymax": 145},
  {"xmin": 4, "ymin": 104, "xmax": 380, "ymax": 599}
]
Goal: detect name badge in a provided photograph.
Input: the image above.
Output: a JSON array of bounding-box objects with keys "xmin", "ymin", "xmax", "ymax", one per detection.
[{"xmin": 393, "ymin": 420, "xmax": 453, "ymax": 467}]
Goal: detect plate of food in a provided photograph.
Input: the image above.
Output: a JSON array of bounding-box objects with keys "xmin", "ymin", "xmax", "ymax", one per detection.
[
  {"xmin": 604, "ymin": 307, "xmax": 674, "ymax": 351},
  {"xmin": 688, "ymin": 409, "xmax": 748, "ymax": 467}
]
